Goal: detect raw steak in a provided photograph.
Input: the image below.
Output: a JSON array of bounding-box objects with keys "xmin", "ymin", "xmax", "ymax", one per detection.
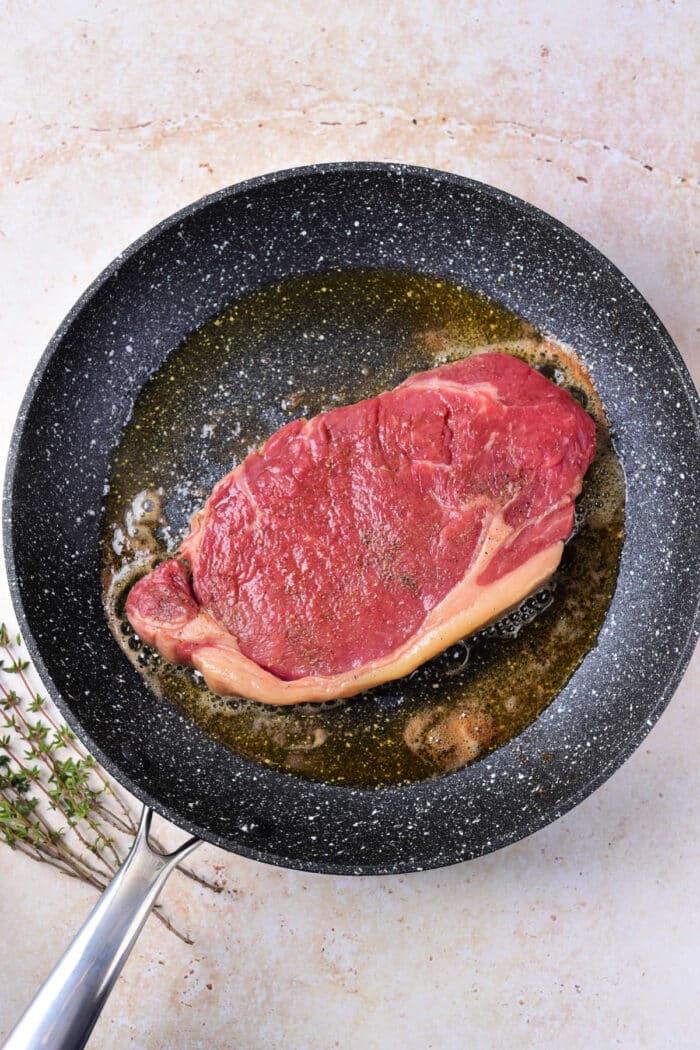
[{"xmin": 126, "ymin": 352, "xmax": 596, "ymax": 704}]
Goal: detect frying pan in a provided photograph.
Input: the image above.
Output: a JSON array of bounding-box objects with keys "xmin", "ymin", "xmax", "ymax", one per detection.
[{"xmin": 3, "ymin": 162, "xmax": 699, "ymax": 1049}]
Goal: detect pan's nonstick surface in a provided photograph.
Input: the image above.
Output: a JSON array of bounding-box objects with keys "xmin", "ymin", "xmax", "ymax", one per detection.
[
  {"xmin": 4, "ymin": 164, "xmax": 700, "ymax": 874},
  {"xmin": 101, "ymin": 270, "xmax": 625, "ymax": 788}
]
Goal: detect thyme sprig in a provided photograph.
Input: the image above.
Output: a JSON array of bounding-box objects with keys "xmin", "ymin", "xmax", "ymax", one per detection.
[{"xmin": 0, "ymin": 624, "xmax": 222, "ymax": 943}]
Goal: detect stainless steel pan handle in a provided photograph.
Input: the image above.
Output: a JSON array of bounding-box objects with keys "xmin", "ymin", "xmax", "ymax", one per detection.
[{"xmin": 2, "ymin": 807, "xmax": 200, "ymax": 1050}]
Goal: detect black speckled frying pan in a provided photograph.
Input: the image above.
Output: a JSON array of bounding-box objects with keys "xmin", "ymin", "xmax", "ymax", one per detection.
[{"xmin": 3, "ymin": 163, "xmax": 699, "ymax": 1048}]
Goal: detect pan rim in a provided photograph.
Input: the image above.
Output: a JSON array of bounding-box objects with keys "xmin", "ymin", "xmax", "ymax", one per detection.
[{"xmin": 3, "ymin": 161, "xmax": 699, "ymax": 875}]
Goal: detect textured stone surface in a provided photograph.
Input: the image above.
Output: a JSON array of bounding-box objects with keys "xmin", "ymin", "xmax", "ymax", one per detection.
[{"xmin": 0, "ymin": 3, "xmax": 698, "ymax": 1049}]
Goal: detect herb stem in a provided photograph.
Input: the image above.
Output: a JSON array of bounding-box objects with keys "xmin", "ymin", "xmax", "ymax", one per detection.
[
  {"xmin": 2, "ymin": 642, "xmax": 137, "ymax": 834},
  {"xmin": 0, "ymin": 625, "xmax": 221, "ymax": 944},
  {"xmin": 0, "ymin": 707, "xmax": 116, "ymax": 880},
  {"xmin": 0, "ymin": 780, "xmax": 109, "ymax": 885}
]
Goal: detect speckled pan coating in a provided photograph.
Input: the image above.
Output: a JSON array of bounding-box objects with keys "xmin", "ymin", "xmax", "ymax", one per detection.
[{"xmin": 3, "ymin": 163, "xmax": 699, "ymax": 875}]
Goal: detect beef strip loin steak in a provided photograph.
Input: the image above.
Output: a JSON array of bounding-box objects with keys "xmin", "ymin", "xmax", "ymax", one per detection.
[{"xmin": 126, "ymin": 351, "xmax": 596, "ymax": 704}]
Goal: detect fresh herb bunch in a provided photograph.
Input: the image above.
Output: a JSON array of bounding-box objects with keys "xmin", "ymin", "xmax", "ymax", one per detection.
[{"xmin": 0, "ymin": 623, "xmax": 221, "ymax": 943}]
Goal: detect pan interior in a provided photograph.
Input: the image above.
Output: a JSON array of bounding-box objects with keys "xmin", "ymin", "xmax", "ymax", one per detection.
[{"xmin": 101, "ymin": 268, "xmax": 624, "ymax": 787}]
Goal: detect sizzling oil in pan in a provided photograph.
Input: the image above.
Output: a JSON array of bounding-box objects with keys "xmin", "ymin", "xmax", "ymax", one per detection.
[{"xmin": 102, "ymin": 270, "xmax": 625, "ymax": 787}]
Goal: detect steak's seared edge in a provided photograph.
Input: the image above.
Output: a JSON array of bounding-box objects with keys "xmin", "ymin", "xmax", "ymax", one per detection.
[{"xmin": 126, "ymin": 352, "xmax": 596, "ymax": 704}]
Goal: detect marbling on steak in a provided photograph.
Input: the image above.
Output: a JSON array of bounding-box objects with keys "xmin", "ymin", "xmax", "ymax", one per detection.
[{"xmin": 126, "ymin": 352, "xmax": 596, "ymax": 704}]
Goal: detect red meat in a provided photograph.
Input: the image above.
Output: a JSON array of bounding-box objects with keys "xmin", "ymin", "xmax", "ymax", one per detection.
[{"xmin": 126, "ymin": 352, "xmax": 596, "ymax": 704}]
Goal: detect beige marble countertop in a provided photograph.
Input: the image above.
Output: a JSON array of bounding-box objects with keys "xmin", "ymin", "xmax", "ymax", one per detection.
[{"xmin": 1, "ymin": 3, "xmax": 698, "ymax": 1047}]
